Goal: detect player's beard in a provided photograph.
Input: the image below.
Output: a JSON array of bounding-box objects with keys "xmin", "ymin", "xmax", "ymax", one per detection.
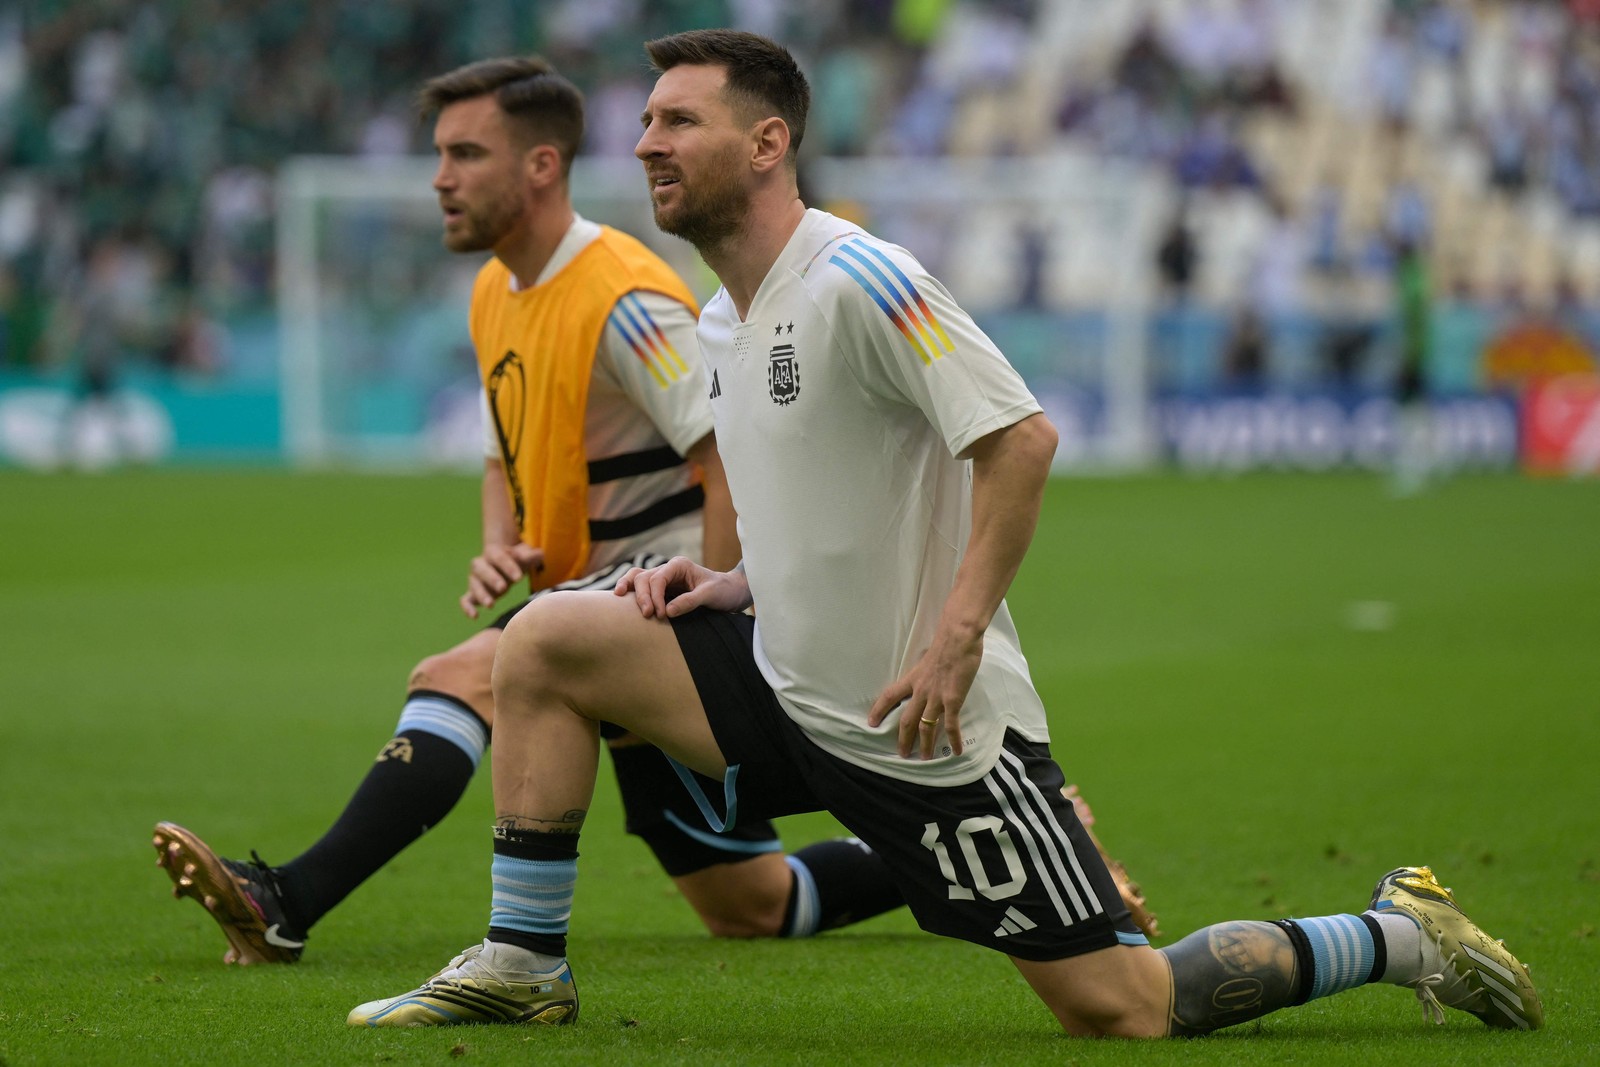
[
  {"xmin": 442, "ymin": 184, "xmax": 527, "ymax": 253},
  {"xmin": 651, "ymin": 145, "xmax": 749, "ymax": 251}
]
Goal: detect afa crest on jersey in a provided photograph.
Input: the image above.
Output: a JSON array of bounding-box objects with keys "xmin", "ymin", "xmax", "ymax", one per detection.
[{"xmin": 768, "ymin": 344, "xmax": 799, "ymax": 405}]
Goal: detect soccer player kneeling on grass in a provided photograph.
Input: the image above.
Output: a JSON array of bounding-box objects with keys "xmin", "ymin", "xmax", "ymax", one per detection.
[
  {"xmin": 151, "ymin": 52, "xmax": 907, "ymax": 967},
  {"xmin": 348, "ymin": 31, "xmax": 1542, "ymax": 1036}
]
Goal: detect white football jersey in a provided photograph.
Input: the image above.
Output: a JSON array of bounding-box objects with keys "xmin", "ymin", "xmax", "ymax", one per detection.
[
  {"xmin": 479, "ymin": 215, "xmax": 708, "ymax": 570},
  {"xmin": 697, "ymin": 209, "xmax": 1048, "ymax": 786}
]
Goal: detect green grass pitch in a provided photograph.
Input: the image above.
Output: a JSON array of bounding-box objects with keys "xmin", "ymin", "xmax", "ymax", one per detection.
[{"xmin": 1, "ymin": 468, "xmax": 1596, "ymax": 1066}]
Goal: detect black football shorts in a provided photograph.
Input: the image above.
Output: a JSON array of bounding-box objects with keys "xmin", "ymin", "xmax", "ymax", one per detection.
[{"xmin": 668, "ymin": 608, "xmax": 1147, "ymax": 961}]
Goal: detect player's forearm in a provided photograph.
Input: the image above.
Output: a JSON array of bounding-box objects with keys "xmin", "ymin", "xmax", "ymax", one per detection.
[
  {"xmin": 941, "ymin": 413, "xmax": 1058, "ymax": 638},
  {"xmin": 481, "ymin": 459, "xmax": 521, "ymax": 549},
  {"xmin": 688, "ymin": 433, "xmax": 741, "ymax": 571},
  {"xmin": 699, "ymin": 476, "xmax": 741, "ymax": 572}
]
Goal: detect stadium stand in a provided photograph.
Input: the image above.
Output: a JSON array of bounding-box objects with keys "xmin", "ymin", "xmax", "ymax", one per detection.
[{"xmin": 2, "ymin": 1, "xmax": 1597, "ymax": 400}]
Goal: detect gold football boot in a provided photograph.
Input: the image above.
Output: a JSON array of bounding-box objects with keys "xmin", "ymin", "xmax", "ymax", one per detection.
[
  {"xmin": 348, "ymin": 940, "xmax": 578, "ymax": 1027},
  {"xmin": 1370, "ymin": 865, "xmax": 1543, "ymax": 1030}
]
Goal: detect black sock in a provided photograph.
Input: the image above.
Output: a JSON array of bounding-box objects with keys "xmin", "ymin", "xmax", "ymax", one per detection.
[
  {"xmin": 275, "ymin": 702, "xmax": 487, "ymax": 931},
  {"xmin": 781, "ymin": 838, "xmax": 904, "ymax": 937},
  {"xmin": 1271, "ymin": 919, "xmax": 1317, "ymax": 1005}
]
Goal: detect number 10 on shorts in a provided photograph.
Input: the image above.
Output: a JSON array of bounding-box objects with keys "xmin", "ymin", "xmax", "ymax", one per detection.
[{"xmin": 922, "ymin": 817, "xmax": 1027, "ymax": 900}]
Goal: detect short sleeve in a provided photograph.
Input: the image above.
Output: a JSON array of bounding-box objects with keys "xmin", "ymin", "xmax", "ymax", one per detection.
[
  {"xmin": 818, "ymin": 238, "xmax": 1041, "ymax": 458},
  {"xmin": 480, "ymin": 391, "xmax": 498, "ymax": 459},
  {"xmin": 595, "ymin": 289, "xmax": 714, "ymax": 456}
]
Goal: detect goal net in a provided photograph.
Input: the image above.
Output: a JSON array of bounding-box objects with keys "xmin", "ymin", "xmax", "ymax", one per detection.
[{"xmin": 275, "ymin": 154, "xmax": 1157, "ymax": 469}]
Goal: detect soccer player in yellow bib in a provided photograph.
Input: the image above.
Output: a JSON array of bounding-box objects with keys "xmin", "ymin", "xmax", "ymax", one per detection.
[
  {"xmin": 349, "ymin": 32, "xmax": 1542, "ymax": 1037},
  {"xmin": 152, "ymin": 55, "xmax": 904, "ymax": 967}
]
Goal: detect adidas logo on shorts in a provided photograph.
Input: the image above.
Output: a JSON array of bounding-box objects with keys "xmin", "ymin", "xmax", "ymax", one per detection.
[{"xmin": 994, "ymin": 906, "xmax": 1036, "ymax": 938}]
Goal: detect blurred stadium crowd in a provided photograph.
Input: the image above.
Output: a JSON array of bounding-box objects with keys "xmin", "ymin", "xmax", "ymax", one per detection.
[{"xmin": 2, "ymin": 0, "xmax": 1598, "ymax": 393}]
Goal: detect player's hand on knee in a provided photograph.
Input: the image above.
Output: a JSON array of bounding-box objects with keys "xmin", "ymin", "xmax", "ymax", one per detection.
[{"xmin": 460, "ymin": 543, "xmax": 543, "ymax": 618}]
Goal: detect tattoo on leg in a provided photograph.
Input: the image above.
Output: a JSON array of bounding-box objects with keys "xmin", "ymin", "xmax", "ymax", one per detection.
[
  {"xmin": 1160, "ymin": 921, "xmax": 1302, "ymax": 1036},
  {"xmin": 494, "ymin": 810, "xmax": 587, "ymax": 834}
]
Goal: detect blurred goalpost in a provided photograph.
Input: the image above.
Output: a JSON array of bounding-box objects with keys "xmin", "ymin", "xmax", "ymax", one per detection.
[{"xmin": 276, "ymin": 154, "xmax": 1157, "ymax": 470}]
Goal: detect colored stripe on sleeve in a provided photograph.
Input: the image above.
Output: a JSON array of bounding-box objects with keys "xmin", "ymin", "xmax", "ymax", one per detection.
[
  {"xmin": 609, "ymin": 294, "xmax": 689, "ymax": 387},
  {"xmin": 625, "ymin": 293, "xmax": 691, "ymax": 376},
  {"xmin": 837, "ymin": 242, "xmax": 951, "ymax": 360},
  {"xmin": 828, "ymin": 253, "xmax": 935, "ymax": 364},
  {"xmin": 854, "ymin": 242, "xmax": 956, "ymax": 354},
  {"xmin": 828, "ymin": 238, "xmax": 954, "ymax": 364}
]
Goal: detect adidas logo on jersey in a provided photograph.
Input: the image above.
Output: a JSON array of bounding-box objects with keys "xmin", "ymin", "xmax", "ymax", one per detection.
[
  {"xmin": 709, "ymin": 369, "xmax": 721, "ymax": 400},
  {"xmin": 993, "ymin": 906, "xmax": 1036, "ymax": 938}
]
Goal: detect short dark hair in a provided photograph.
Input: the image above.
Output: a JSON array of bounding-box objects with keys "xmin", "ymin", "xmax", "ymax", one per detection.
[
  {"xmin": 416, "ymin": 56, "xmax": 585, "ymax": 175},
  {"xmin": 645, "ymin": 30, "xmax": 810, "ymax": 162}
]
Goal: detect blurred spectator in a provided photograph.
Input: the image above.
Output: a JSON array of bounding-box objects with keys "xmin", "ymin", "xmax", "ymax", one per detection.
[
  {"xmin": 1156, "ymin": 203, "xmax": 1200, "ymax": 303},
  {"xmin": 1172, "ymin": 109, "xmax": 1261, "ymax": 190},
  {"xmin": 1509, "ymin": 0, "xmax": 1564, "ymax": 113},
  {"xmin": 1416, "ymin": 0, "xmax": 1471, "ymax": 130},
  {"xmin": 1013, "ymin": 219, "xmax": 1049, "ymax": 312},
  {"xmin": 1393, "ymin": 236, "xmax": 1433, "ymax": 392},
  {"xmin": 1246, "ymin": 192, "xmax": 1310, "ymax": 321},
  {"xmin": 1368, "ymin": 13, "xmax": 1417, "ymax": 133},
  {"xmin": 1383, "ymin": 176, "xmax": 1432, "ymax": 251},
  {"xmin": 1115, "ymin": 17, "xmax": 1184, "ymax": 105},
  {"xmin": 1221, "ymin": 307, "xmax": 1268, "ymax": 392},
  {"xmin": 1317, "ymin": 268, "xmax": 1382, "ymax": 390},
  {"xmin": 1482, "ymin": 107, "xmax": 1533, "ymax": 195},
  {"xmin": 810, "ymin": 44, "xmax": 880, "ymax": 156},
  {"xmin": 1164, "ymin": 0, "xmax": 1239, "ymax": 89},
  {"xmin": 1306, "ymin": 177, "xmax": 1347, "ymax": 274}
]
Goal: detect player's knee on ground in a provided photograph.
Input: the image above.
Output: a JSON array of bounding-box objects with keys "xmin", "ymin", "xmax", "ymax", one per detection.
[
  {"xmin": 696, "ymin": 898, "xmax": 786, "ymax": 939},
  {"xmin": 1015, "ymin": 947, "xmax": 1170, "ymax": 1039},
  {"xmin": 1053, "ymin": 988, "xmax": 1162, "ymax": 1038},
  {"xmin": 674, "ymin": 857, "xmax": 792, "ymax": 939},
  {"xmin": 408, "ymin": 629, "xmax": 500, "ymax": 722}
]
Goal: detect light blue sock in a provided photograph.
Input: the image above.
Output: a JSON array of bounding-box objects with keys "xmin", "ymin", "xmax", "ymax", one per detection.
[
  {"xmin": 489, "ymin": 853, "xmax": 575, "ymax": 944},
  {"xmin": 397, "ymin": 693, "xmax": 488, "ymax": 768},
  {"xmin": 1294, "ymin": 913, "xmax": 1377, "ymax": 1000},
  {"xmin": 782, "ymin": 854, "xmax": 822, "ymax": 938}
]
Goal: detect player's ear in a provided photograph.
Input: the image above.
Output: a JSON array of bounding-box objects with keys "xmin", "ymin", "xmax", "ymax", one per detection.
[
  {"xmin": 525, "ymin": 143, "xmax": 564, "ymax": 189},
  {"xmin": 749, "ymin": 116, "xmax": 790, "ymax": 174}
]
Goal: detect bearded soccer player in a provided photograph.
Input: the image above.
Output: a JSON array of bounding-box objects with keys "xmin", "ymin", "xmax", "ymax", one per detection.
[
  {"xmin": 348, "ymin": 33, "xmax": 1542, "ymax": 1037},
  {"xmin": 151, "ymin": 55, "xmax": 906, "ymax": 965}
]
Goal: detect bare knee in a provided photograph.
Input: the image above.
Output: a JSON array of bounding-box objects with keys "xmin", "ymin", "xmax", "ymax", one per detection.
[
  {"xmin": 1013, "ymin": 946, "xmax": 1171, "ymax": 1038},
  {"xmin": 493, "ymin": 592, "xmax": 603, "ymax": 706},
  {"xmin": 701, "ymin": 907, "xmax": 785, "ymax": 940},
  {"xmin": 673, "ymin": 855, "xmax": 792, "ymax": 939},
  {"xmin": 494, "ymin": 590, "xmax": 714, "ymax": 761},
  {"xmin": 697, "ymin": 883, "xmax": 788, "ymax": 939},
  {"xmin": 407, "ymin": 628, "xmax": 500, "ymax": 723},
  {"xmin": 1055, "ymin": 995, "xmax": 1162, "ymax": 1039}
]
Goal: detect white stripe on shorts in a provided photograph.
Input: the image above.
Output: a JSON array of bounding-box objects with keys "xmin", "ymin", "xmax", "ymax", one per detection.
[
  {"xmin": 983, "ymin": 772, "xmax": 1076, "ymax": 926},
  {"xmin": 998, "ymin": 748, "xmax": 1105, "ymax": 918},
  {"xmin": 543, "ymin": 553, "xmax": 670, "ymax": 596},
  {"xmin": 987, "ymin": 749, "xmax": 1104, "ymax": 923}
]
